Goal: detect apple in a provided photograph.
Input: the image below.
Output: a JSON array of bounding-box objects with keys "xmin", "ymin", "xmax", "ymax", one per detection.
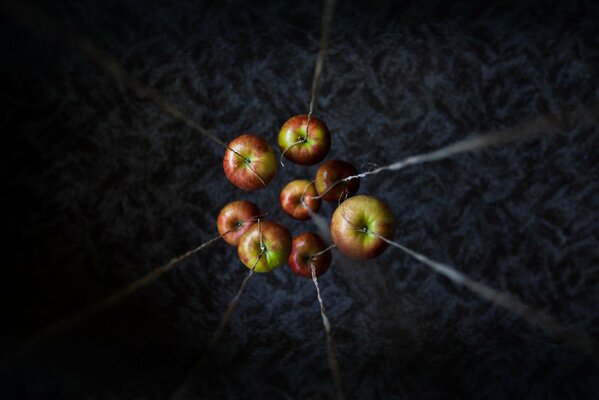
[
  {"xmin": 217, "ymin": 200, "xmax": 262, "ymax": 246},
  {"xmin": 278, "ymin": 115, "xmax": 331, "ymax": 165},
  {"xmin": 223, "ymin": 134, "xmax": 278, "ymax": 191},
  {"xmin": 330, "ymin": 195, "xmax": 396, "ymax": 259},
  {"xmin": 314, "ymin": 159, "xmax": 360, "ymax": 203},
  {"xmin": 238, "ymin": 221, "xmax": 292, "ymax": 273},
  {"xmin": 279, "ymin": 179, "xmax": 321, "ymax": 220},
  {"xmin": 288, "ymin": 232, "xmax": 332, "ymax": 278}
]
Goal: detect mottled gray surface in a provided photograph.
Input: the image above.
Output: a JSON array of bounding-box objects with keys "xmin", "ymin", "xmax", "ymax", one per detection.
[{"xmin": 1, "ymin": 0, "xmax": 598, "ymax": 399}]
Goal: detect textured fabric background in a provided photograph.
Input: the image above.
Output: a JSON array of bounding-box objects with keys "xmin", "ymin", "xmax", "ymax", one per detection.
[{"xmin": 1, "ymin": 0, "xmax": 598, "ymax": 399}]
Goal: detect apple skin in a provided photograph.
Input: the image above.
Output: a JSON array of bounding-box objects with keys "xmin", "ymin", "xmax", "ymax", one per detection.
[
  {"xmin": 238, "ymin": 221, "xmax": 292, "ymax": 273},
  {"xmin": 288, "ymin": 232, "xmax": 332, "ymax": 278},
  {"xmin": 330, "ymin": 195, "xmax": 396, "ymax": 260},
  {"xmin": 217, "ymin": 200, "xmax": 262, "ymax": 246},
  {"xmin": 278, "ymin": 115, "xmax": 331, "ymax": 166},
  {"xmin": 223, "ymin": 134, "xmax": 277, "ymax": 191},
  {"xmin": 279, "ymin": 179, "xmax": 321, "ymax": 220},
  {"xmin": 315, "ymin": 159, "xmax": 360, "ymax": 203}
]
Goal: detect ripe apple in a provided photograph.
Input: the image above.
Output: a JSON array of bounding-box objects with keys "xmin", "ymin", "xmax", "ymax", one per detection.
[
  {"xmin": 223, "ymin": 134, "xmax": 277, "ymax": 191},
  {"xmin": 330, "ymin": 195, "xmax": 396, "ymax": 260},
  {"xmin": 278, "ymin": 115, "xmax": 331, "ymax": 165},
  {"xmin": 288, "ymin": 232, "xmax": 332, "ymax": 278},
  {"xmin": 238, "ymin": 221, "xmax": 292, "ymax": 273},
  {"xmin": 315, "ymin": 159, "xmax": 360, "ymax": 203},
  {"xmin": 279, "ymin": 179, "xmax": 321, "ymax": 220},
  {"xmin": 217, "ymin": 200, "xmax": 262, "ymax": 246}
]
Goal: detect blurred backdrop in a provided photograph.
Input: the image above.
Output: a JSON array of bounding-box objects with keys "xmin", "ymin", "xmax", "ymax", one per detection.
[{"xmin": 1, "ymin": 0, "xmax": 598, "ymax": 399}]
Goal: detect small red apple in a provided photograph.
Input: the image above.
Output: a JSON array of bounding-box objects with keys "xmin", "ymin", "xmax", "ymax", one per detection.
[
  {"xmin": 288, "ymin": 232, "xmax": 332, "ymax": 278},
  {"xmin": 330, "ymin": 195, "xmax": 396, "ymax": 260},
  {"xmin": 223, "ymin": 134, "xmax": 278, "ymax": 191},
  {"xmin": 216, "ymin": 200, "xmax": 262, "ymax": 246},
  {"xmin": 279, "ymin": 179, "xmax": 321, "ymax": 220},
  {"xmin": 278, "ymin": 115, "xmax": 331, "ymax": 166},
  {"xmin": 238, "ymin": 221, "xmax": 292, "ymax": 273},
  {"xmin": 314, "ymin": 159, "xmax": 360, "ymax": 203}
]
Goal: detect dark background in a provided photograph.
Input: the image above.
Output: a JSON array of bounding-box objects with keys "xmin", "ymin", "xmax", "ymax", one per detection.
[{"xmin": 1, "ymin": 0, "xmax": 598, "ymax": 399}]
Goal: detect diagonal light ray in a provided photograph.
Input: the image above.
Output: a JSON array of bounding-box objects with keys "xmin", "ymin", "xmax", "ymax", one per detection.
[
  {"xmin": 373, "ymin": 233, "xmax": 599, "ymax": 359},
  {"xmin": 170, "ymin": 221, "xmax": 265, "ymax": 400},
  {"xmin": 310, "ymin": 259, "xmax": 345, "ymax": 400},
  {"xmin": 0, "ymin": 1, "xmax": 268, "ymax": 186},
  {"xmin": 308, "ymin": 0, "xmax": 338, "ymax": 119},
  {"xmin": 208, "ymin": 250, "xmax": 264, "ymax": 351},
  {"xmin": 316, "ymin": 103, "xmax": 598, "ymax": 200},
  {"xmin": 281, "ymin": 0, "xmax": 338, "ymax": 165},
  {"xmin": 1, "ymin": 231, "xmax": 228, "ymax": 369}
]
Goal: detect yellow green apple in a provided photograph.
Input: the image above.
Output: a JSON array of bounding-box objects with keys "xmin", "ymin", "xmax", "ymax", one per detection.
[{"xmin": 330, "ymin": 195, "xmax": 396, "ymax": 259}]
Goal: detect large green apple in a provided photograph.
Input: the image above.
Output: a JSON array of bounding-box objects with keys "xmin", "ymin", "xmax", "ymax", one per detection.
[
  {"xmin": 237, "ymin": 221, "xmax": 292, "ymax": 273},
  {"xmin": 330, "ymin": 195, "xmax": 396, "ymax": 259}
]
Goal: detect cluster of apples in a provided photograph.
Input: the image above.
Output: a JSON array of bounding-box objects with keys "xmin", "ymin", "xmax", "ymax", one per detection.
[{"xmin": 218, "ymin": 115, "xmax": 396, "ymax": 278}]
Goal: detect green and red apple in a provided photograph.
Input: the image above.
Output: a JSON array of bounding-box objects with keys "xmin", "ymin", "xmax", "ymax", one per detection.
[
  {"xmin": 330, "ymin": 195, "xmax": 396, "ymax": 259},
  {"xmin": 223, "ymin": 134, "xmax": 277, "ymax": 191},
  {"xmin": 279, "ymin": 179, "xmax": 321, "ymax": 220},
  {"xmin": 288, "ymin": 232, "xmax": 332, "ymax": 278},
  {"xmin": 278, "ymin": 115, "xmax": 331, "ymax": 165},
  {"xmin": 217, "ymin": 200, "xmax": 262, "ymax": 246},
  {"xmin": 238, "ymin": 221, "xmax": 292, "ymax": 273}
]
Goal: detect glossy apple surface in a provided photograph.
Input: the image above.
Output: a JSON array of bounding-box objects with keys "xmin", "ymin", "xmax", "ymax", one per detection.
[
  {"xmin": 216, "ymin": 200, "xmax": 262, "ymax": 246},
  {"xmin": 238, "ymin": 221, "xmax": 292, "ymax": 273},
  {"xmin": 279, "ymin": 179, "xmax": 321, "ymax": 220},
  {"xmin": 223, "ymin": 134, "xmax": 277, "ymax": 191},
  {"xmin": 330, "ymin": 195, "xmax": 396, "ymax": 260},
  {"xmin": 315, "ymin": 159, "xmax": 360, "ymax": 203},
  {"xmin": 288, "ymin": 232, "xmax": 332, "ymax": 278},
  {"xmin": 278, "ymin": 115, "xmax": 331, "ymax": 165}
]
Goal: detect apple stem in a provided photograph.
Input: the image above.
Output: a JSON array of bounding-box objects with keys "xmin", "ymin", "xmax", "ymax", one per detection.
[
  {"xmin": 310, "ymin": 262, "xmax": 345, "ymax": 400},
  {"xmin": 337, "ymin": 188, "xmax": 349, "ymax": 205},
  {"xmin": 338, "ymin": 104, "xmax": 597, "ymax": 189},
  {"xmin": 313, "ymin": 104, "xmax": 598, "ymax": 202},
  {"xmin": 299, "ymin": 179, "xmax": 317, "ymax": 210},
  {"xmin": 313, "ymin": 179, "xmax": 349, "ymax": 202},
  {"xmin": 374, "ymin": 233, "xmax": 599, "ymax": 360},
  {"xmin": 228, "ymin": 150, "xmax": 267, "ymax": 187},
  {"xmin": 340, "ymin": 211, "xmax": 370, "ymax": 235},
  {"xmin": 248, "ymin": 213, "xmax": 269, "ymax": 222},
  {"xmin": 310, "ymin": 244, "xmax": 336, "ymax": 262},
  {"xmin": 247, "ymin": 164, "xmax": 267, "ymax": 187},
  {"xmin": 299, "ymin": 186, "xmax": 332, "ymax": 241},
  {"xmin": 279, "ymin": 137, "xmax": 307, "ymax": 167},
  {"xmin": 258, "ymin": 219, "xmax": 266, "ymax": 253}
]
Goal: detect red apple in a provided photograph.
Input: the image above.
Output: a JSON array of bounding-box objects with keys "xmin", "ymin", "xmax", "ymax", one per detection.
[
  {"xmin": 223, "ymin": 134, "xmax": 278, "ymax": 191},
  {"xmin": 288, "ymin": 232, "xmax": 332, "ymax": 278},
  {"xmin": 330, "ymin": 195, "xmax": 396, "ymax": 260},
  {"xmin": 315, "ymin": 159, "xmax": 360, "ymax": 203},
  {"xmin": 279, "ymin": 179, "xmax": 321, "ymax": 220},
  {"xmin": 217, "ymin": 200, "xmax": 262, "ymax": 246},
  {"xmin": 238, "ymin": 221, "xmax": 292, "ymax": 273},
  {"xmin": 278, "ymin": 115, "xmax": 331, "ymax": 166}
]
